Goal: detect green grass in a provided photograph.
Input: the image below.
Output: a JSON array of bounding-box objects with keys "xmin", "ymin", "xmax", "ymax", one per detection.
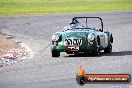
[{"xmin": 0, "ymin": 0, "xmax": 132, "ymax": 15}]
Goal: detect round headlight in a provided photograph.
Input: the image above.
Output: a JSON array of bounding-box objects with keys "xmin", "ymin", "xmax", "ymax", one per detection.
[
  {"xmin": 52, "ymin": 35, "xmax": 59, "ymax": 41},
  {"xmin": 88, "ymin": 33, "xmax": 95, "ymax": 41}
]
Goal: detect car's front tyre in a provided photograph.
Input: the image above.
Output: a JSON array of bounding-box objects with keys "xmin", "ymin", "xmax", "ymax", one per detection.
[
  {"xmin": 92, "ymin": 37, "xmax": 101, "ymax": 56},
  {"xmin": 93, "ymin": 46, "xmax": 100, "ymax": 56},
  {"xmin": 52, "ymin": 51, "xmax": 60, "ymax": 57},
  {"xmin": 104, "ymin": 43, "xmax": 112, "ymax": 53}
]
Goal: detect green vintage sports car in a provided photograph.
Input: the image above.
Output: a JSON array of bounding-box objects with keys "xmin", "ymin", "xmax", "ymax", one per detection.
[{"xmin": 51, "ymin": 17, "xmax": 113, "ymax": 57}]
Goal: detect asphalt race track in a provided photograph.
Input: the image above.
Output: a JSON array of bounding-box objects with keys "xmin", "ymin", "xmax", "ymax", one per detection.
[{"xmin": 0, "ymin": 11, "xmax": 132, "ymax": 88}]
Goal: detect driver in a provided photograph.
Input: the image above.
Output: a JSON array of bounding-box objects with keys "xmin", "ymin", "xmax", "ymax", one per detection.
[
  {"xmin": 63, "ymin": 19, "xmax": 84, "ymax": 31},
  {"xmin": 69, "ymin": 19, "xmax": 82, "ymax": 29}
]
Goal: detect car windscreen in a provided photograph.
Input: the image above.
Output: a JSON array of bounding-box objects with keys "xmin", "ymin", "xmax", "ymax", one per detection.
[{"xmin": 73, "ymin": 18, "xmax": 102, "ymax": 30}]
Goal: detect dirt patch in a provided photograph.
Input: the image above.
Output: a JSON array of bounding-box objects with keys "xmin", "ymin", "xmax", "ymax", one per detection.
[
  {"xmin": 0, "ymin": 33, "xmax": 25, "ymax": 56},
  {"xmin": 0, "ymin": 32, "xmax": 31, "ymax": 67}
]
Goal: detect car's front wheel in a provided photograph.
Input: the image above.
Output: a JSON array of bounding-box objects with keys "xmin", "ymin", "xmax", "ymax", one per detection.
[
  {"xmin": 92, "ymin": 37, "xmax": 101, "ymax": 56},
  {"xmin": 52, "ymin": 51, "xmax": 60, "ymax": 57},
  {"xmin": 93, "ymin": 46, "xmax": 100, "ymax": 56},
  {"xmin": 104, "ymin": 43, "xmax": 112, "ymax": 53}
]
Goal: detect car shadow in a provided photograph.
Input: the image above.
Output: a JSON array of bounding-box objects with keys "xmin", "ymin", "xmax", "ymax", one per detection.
[
  {"xmin": 65, "ymin": 52, "xmax": 103, "ymax": 57},
  {"xmin": 105, "ymin": 51, "xmax": 132, "ymax": 56},
  {"xmin": 65, "ymin": 51, "xmax": 132, "ymax": 57}
]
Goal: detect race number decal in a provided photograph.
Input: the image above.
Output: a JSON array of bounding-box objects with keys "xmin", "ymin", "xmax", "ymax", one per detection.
[{"xmin": 64, "ymin": 38, "xmax": 82, "ymax": 46}]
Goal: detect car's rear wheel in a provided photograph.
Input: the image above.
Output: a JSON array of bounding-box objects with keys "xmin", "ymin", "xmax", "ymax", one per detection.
[
  {"xmin": 110, "ymin": 35, "xmax": 113, "ymax": 43},
  {"xmin": 104, "ymin": 43, "xmax": 112, "ymax": 53},
  {"xmin": 52, "ymin": 51, "xmax": 60, "ymax": 57}
]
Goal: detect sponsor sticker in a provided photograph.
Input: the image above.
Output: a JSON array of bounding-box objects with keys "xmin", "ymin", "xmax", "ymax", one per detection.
[{"xmin": 67, "ymin": 46, "xmax": 79, "ymax": 51}]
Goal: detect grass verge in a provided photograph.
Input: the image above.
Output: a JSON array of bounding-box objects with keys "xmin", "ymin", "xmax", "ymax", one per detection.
[{"xmin": 0, "ymin": 0, "xmax": 132, "ymax": 15}]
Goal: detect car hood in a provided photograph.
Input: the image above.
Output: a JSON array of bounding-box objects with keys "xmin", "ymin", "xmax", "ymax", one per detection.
[{"xmin": 61, "ymin": 30, "xmax": 96, "ymax": 39}]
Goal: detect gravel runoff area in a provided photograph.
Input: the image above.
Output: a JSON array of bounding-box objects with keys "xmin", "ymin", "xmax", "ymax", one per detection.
[{"xmin": 0, "ymin": 32, "xmax": 33, "ymax": 67}]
